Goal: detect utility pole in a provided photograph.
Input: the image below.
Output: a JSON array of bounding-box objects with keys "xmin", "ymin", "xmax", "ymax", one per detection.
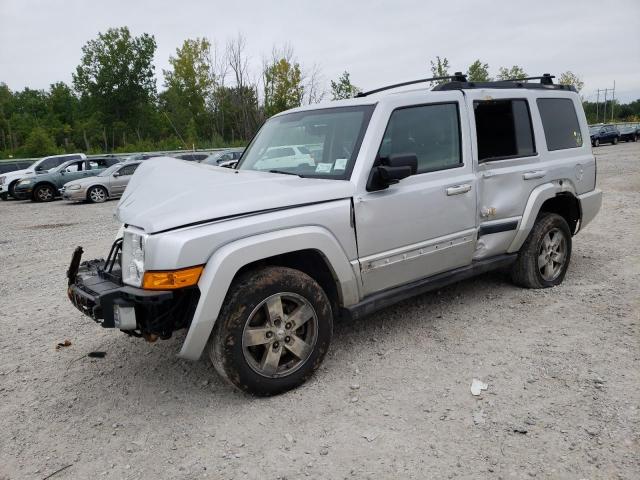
[
  {"xmin": 596, "ymin": 89, "xmax": 600, "ymax": 123},
  {"xmin": 603, "ymin": 88, "xmax": 608, "ymax": 123},
  {"xmin": 611, "ymin": 80, "xmax": 616, "ymax": 122}
]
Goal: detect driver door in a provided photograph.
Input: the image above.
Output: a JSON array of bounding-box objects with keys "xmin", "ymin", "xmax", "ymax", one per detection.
[{"xmin": 355, "ymin": 93, "xmax": 477, "ymax": 296}]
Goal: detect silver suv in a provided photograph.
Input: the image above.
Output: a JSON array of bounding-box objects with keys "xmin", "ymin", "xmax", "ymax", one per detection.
[{"xmin": 67, "ymin": 74, "xmax": 602, "ymax": 395}]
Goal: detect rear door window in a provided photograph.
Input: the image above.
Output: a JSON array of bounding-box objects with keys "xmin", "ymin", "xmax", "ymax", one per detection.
[{"xmin": 474, "ymin": 99, "xmax": 536, "ymax": 162}]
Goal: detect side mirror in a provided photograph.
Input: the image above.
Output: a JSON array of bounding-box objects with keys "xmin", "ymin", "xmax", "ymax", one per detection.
[
  {"xmin": 366, "ymin": 153, "xmax": 418, "ymax": 191},
  {"xmin": 113, "ymin": 172, "xmax": 120, "ymax": 177}
]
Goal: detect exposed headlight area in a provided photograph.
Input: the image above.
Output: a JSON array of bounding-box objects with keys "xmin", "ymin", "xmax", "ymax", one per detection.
[
  {"xmin": 0, "ymin": 176, "xmax": 5, "ymax": 184},
  {"xmin": 66, "ymin": 184, "xmax": 82, "ymax": 190},
  {"xmin": 121, "ymin": 230, "xmax": 147, "ymax": 287}
]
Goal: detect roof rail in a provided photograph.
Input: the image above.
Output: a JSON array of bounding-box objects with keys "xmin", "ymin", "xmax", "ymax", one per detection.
[
  {"xmin": 356, "ymin": 72, "xmax": 468, "ymax": 97},
  {"xmin": 433, "ymin": 73, "xmax": 577, "ymax": 92}
]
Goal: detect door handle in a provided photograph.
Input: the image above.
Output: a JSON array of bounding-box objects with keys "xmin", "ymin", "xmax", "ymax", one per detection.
[
  {"xmin": 523, "ymin": 170, "xmax": 546, "ymax": 180},
  {"xmin": 446, "ymin": 184, "xmax": 471, "ymax": 196}
]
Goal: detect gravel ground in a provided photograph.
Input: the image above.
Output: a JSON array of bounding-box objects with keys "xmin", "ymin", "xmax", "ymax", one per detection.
[{"xmin": 1, "ymin": 143, "xmax": 638, "ymax": 480}]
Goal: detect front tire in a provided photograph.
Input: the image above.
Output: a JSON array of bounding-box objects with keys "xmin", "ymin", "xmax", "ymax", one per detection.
[
  {"xmin": 511, "ymin": 213, "xmax": 572, "ymax": 289},
  {"xmin": 612, "ymin": 136, "xmax": 618, "ymax": 145},
  {"xmin": 33, "ymin": 184, "xmax": 56, "ymax": 202},
  {"xmin": 209, "ymin": 266, "xmax": 333, "ymax": 396},
  {"xmin": 8, "ymin": 181, "xmax": 18, "ymax": 199},
  {"xmin": 87, "ymin": 186, "xmax": 108, "ymax": 203},
  {"xmin": 0, "ymin": 192, "xmax": 7, "ymax": 201},
  {"xmin": 593, "ymin": 138, "xmax": 600, "ymax": 147}
]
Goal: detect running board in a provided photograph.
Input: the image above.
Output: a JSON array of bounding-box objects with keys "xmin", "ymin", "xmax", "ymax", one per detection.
[{"xmin": 345, "ymin": 254, "xmax": 517, "ymax": 320}]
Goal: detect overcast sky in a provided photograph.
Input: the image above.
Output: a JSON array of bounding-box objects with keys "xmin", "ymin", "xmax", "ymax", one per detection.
[{"xmin": 1, "ymin": 0, "xmax": 639, "ymax": 102}]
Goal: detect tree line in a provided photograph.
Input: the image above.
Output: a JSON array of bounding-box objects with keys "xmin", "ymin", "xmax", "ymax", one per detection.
[{"xmin": 1, "ymin": 28, "xmax": 638, "ymax": 159}]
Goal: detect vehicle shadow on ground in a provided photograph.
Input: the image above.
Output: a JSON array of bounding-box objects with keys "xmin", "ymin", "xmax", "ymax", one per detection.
[{"xmin": 72, "ymin": 268, "xmax": 518, "ymax": 406}]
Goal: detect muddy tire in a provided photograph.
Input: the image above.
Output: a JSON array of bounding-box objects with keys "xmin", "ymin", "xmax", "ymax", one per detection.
[
  {"xmin": 208, "ymin": 266, "xmax": 333, "ymax": 396},
  {"xmin": 33, "ymin": 184, "xmax": 56, "ymax": 202},
  {"xmin": 511, "ymin": 213, "xmax": 572, "ymax": 289},
  {"xmin": 87, "ymin": 186, "xmax": 108, "ymax": 203}
]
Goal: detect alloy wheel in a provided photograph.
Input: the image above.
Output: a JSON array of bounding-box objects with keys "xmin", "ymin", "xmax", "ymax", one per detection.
[
  {"xmin": 89, "ymin": 187, "xmax": 107, "ymax": 203},
  {"xmin": 538, "ymin": 228, "xmax": 567, "ymax": 282},
  {"xmin": 36, "ymin": 186, "xmax": 53, "ymax": 201},
  {"xmin": 242, "ymin": 292, "xmax": 318, "ymax": 378}
]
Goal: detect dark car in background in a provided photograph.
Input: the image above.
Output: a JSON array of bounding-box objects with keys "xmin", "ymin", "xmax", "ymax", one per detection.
[
  {"xmin": 173, "ymin": 152, "xmax": 211, "ymax": 162},
  {"xmin": 618, "ymin": 124, "xmax": 639, "ymax": 142},
  {"xmin": 589, "ymin": 124, "xmax": 620, "ymax": 146},
  {"xmin": 201, "ymin": 148, "xmax": 244, "ymax": 166},
  {"xmin": 0, "ymin": 160, "xmax": 33, "ymax": 174}
]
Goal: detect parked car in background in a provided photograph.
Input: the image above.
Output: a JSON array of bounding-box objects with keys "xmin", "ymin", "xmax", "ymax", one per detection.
[
  {"xmin": 13, "ymin": 157, "xmax": 119, "ymax": 202},
  {"xmin": 61, "ymin": 161, "xmax": 142, "ymax": 203},
  {"xmin": 201, "ymin": 148, "xmax": 245, "ymax": 166},
  {"xmin": 123, "ymin": 153, "xmax": 163, "ymax": 161},
  {"xmin": 252, "ymin": 145, "xmax": 315, "ymax": 170},
  {"xmin": 0, "ymin": 153, "xmax": 86, "ymax": 200},
  {"xmin": 618, "ymin": 124, "xmax": 639, "ymax": 142},
  {"xmin": 173, "ymin": 152, "xmax": 211, "ymax": 162},
  {"xmin": 589, "ymin": 124, "xmax": 620, "ymax": 146}
]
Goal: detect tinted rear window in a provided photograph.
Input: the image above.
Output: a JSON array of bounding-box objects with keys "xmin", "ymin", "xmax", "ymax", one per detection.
[{"xmin": 537, "ymin": 98, "xmax": 583, "ymax": 150}]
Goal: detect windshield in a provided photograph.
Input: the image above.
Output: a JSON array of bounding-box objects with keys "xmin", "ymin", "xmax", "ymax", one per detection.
[
  {"xmin": 237, "ymin": 105, "xmax": 374, "ymax": 179},
  {"xmin": 98, "ymin": 163, "xmax": 122, "ymax": 177},
  {"xmin": 589, "ymin": 126, "xmax": 600, "ymax": 133},
  {"xmin": 201, "ymin": 152, "xmax": 224, "ymax": 165}
]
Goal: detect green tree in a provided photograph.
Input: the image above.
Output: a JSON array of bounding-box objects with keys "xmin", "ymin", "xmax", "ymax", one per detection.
[
  {"xmin": 163, "ymin": 38, "xmax": 215, "ymax": 141},
  {"xmin": 330, "ymin": 71, "xmax": 360, "ymax": 100},
  {"xmin": 467, "ymin": 60, "xmax": 491, "ymax": 82},
  {"xmin": 429, "ymin": 56, "xmax": 450, "ymax": 84},
  {"xmin": 557, "ymin": 71, "xmax": 584, "ymax": 93},
  {"xmin": 263, "ymin": 58, "xmax": 304, "ymax": 118},
  {"xmin": 23, "ymin": 127, "xmax": 57, "ymax": 156},
  {"xmin": 497, "ymin": 65, "xmax": 528, "ymax": 80},
  {"xmin": 73, "ymin": 26, "xmax": 157, "ymax": 149}
]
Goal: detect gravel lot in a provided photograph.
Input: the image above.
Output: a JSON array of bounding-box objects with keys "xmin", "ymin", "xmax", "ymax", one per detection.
[{"xmin": 1, "ymin": 143, "xmax": 638, "ymax": 480}]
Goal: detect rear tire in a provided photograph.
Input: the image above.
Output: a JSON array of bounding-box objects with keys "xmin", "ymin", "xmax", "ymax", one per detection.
[
  {"xmin": 33, "ymin": 184, "xmax": 56, "ymax": 202},
  {"xmin": 612, "ymin": 136, "xmax": 618, "ymax": 145},
  {"xmin": 208, "ymin": 266, "xmax": 333, "ymax": 396},
  {"xmin": 87, "ymin": 186, "xmax": 108, "ymax": 203},
  {"xmin": 511, "ymin": 213, "xmax": 572, "ymax": 289}
]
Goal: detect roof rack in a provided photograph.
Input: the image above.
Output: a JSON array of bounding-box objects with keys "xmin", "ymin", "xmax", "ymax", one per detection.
[
  {"xmin": 433, "ymin": 73, "xmax": 576, "ymax": 92},
  {"xmin": 356, "ymin": 72, "xmax": 468, "ymax": 97},
  {"xmin": 357, "ymin": 73, "xmax": 576, "ymax": 97}
]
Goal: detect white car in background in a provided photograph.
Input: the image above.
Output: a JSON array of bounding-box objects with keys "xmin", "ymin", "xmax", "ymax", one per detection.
[
  {"xmin": 0, "ymin": 153, "xmax": 86, "ymax": 200},
  {"xmin": 253, "ymin": 145, "xmax": 315, "ymax": 171}
]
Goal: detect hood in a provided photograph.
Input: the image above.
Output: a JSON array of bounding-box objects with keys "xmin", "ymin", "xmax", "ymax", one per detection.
[
  {"xmin": 115, "ymin": 156, "xmax": 355, "ymax": 233},
  {"xmin": 3, "ymin": 168, "xmax": 36, "ymax": 181}
]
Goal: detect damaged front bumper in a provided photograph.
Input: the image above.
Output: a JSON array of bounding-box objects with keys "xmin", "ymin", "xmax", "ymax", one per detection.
[{"xmin": 66, "ymin": 246, "xmax": 199, "ymax": 339}]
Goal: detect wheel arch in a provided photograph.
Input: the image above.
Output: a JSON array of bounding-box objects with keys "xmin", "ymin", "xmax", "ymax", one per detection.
[
  {"xmin": 507, "ymin": 182, "xmax": 581, "ymax": 253},
  {"xmin": 32, "ymin": 181, "xmax": 58, "ymax": 200},
  {"xmin": 178, "ymin": 226, "xmax": 359, "ymax": 360},
  {"xmin": 86, "ymin": 183, "xmax": 110, "ymax": 200}
]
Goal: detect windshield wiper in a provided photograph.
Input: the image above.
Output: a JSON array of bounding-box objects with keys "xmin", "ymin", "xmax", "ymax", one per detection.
[{"xmin": 269, "ymin": 169, "xmax": 304, "ymax": 178}]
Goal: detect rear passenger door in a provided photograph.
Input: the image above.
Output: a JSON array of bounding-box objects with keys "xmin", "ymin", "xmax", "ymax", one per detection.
[{"xmin": 467, "ymin": 91, "xmax": 542, "ymax": 258}]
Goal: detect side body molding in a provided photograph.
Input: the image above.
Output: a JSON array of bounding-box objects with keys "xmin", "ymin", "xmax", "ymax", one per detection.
[
  {"xmin": 178, "ymin": 226, "xmax": 359, "ymax": 360},
  {"xmin": 507, "ymin": 182, "xmax": 569, "ymax": 253}
]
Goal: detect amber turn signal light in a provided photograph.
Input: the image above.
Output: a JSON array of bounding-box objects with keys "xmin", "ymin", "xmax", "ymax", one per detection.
[{"xmin": 142, "ymin": 265, "xmax": 204, "ymax": 290}]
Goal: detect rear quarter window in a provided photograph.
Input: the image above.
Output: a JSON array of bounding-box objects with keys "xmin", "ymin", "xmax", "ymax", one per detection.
[{"xmin": 537, "ymin": 98, "xmax": 583, "ymax": 150}]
